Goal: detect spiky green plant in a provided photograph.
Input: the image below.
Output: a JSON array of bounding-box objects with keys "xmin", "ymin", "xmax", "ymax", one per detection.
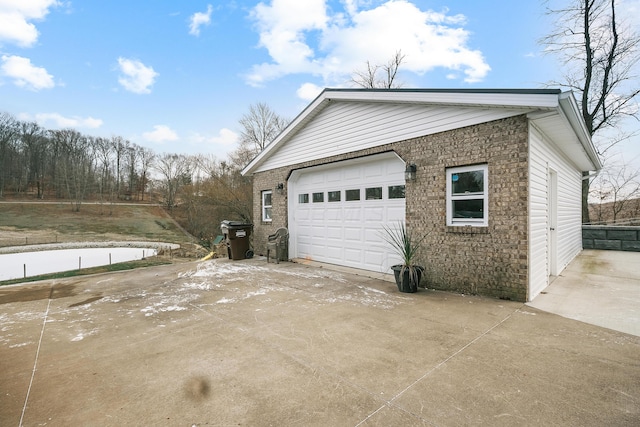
[{"xmin": 381, "ymin": 222, "xmax": 425, "ymax": 287}]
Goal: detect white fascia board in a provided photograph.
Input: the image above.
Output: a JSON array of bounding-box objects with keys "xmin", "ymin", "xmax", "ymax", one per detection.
[
  {"xmin": 558, "ymin": 92, "xmax": 602, "ymax": 171},
  {"xmin": 322, "ymin": 89, "xmax": 561, "ymax": 109},
  {"xmin": 241, "ymin": 90, "xmax": 332, "ymax": 176}
]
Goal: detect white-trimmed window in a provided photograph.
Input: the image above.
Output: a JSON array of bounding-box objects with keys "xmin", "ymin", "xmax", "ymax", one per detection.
[
  {"xmin": 446, "ymin": 164, "xmax": 488, "ymax": 226},
  {"xmin": 262, "ymin": 190, "xmax": 272, "ymax": 222}
]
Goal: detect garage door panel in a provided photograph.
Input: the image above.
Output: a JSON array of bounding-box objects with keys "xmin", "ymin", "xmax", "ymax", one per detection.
[
  {"xmin": 344, "ymin": 227, "xmax": 362, "ymax": 242},
  {"xmin": 344, "ymin": 169, "xmax": 361, "ymax": 181},
  {"xmin": 364, "ymin": 228, "xmax": 383, "ymax": 244},
  {"xmin": 327, "ymin": 226, "xmax": 342, "ymax": 239},
  {"xmin": 291, "ymin": 153, "xmax": 405, "ymax": 273},
  {"xmin": 364, "ymin": 163, "xmax": 384, "ymax": 178},
  {"xmin": 295, "ymin": 207, "xmax": 310, "ymax": 221},
  {"xmin": 298, "ymin": 242, "xmax": 312, "ymax": 255},
  {"xmin": 344, "ymin": 207, "xmax": 363, "ymax": 221},
  {"xmin": 326, "ymin": 245, "xmax": 344, "ymax": 260},
  {"xmin": 327, "ymin": 169, "xmax": 342, "ymax": 183},
  {"xmin": 387, "ymin": 206, "xmax": 405, "ymax": 221},
  {"xmin": 311, "ymin": 226, "xmax": 325, "ymax": 238},
  {"xmin": 363, "ymin": 249, "xmax": 385, "ymax": 268},
  {"xmin": 325, "ymin": 208, "xmax": 341, "ymax": 220},
  {"xmin": 364, "ymin": 207, "xmax": 384, "ymax": 222},
  {"xmin": 344, "ymin": 248, "xmax": 362, "ymax": 263}
]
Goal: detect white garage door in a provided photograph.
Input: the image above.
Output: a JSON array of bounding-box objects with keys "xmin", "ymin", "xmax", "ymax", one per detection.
[{"xmin": 288, "ymin": 152, "xmax": 406, "ymax": 273}]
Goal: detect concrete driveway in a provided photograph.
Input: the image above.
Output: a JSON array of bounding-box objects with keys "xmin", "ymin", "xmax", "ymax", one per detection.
[
  {"xmin": 1, "ymin": 256, "xmax": 639, "ymax": 426},
  {"xmin": 528, "ymin": 249, "xmax": 640, "ymax": 337}
]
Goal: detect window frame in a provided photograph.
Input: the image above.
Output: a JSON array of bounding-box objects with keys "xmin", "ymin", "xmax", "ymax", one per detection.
[
  {"xmin": 446, "ymin": 164, "xmax": 488, "ymax": 227},
  {"xmin": 312, "ymin": 192, "xmax": 324, "ymax": 203},
  {"xmin": 388, "ymin": 185, "xmax": 406, "ymax": 199},
  {"xmin": 261, "ymin": 190, "xmax": 273, "ymax": 222},
  {"xmin": 365, "ymin": 187, "xmax": 383, "ymax": 200},
  {"xmin": 345, "ymin": 189, "xmax": 360, "ymax": 201}
]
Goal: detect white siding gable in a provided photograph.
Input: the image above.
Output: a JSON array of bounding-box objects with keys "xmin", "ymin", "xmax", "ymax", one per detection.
[{"xmin": 254, "ymin": 101, "xmax": 530, "ymax": 173}]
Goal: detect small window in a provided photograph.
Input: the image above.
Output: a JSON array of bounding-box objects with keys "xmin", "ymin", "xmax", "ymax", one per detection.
[
  {"xmin": 312, "ymin": 192, "xmax": 324, "ymax": 203},
  {"xmin": 262, "ymin": 190, "xmax": 272, "ymax": 222},
  {"xmin": 328, "ymin": 191, "xmax": 341, "ymax": 202},
  {"xmin": 346, "ymin": 189, "xmax": 360, "ymax": 201},
  {"xmin": 365, "ymin": 187, "xmax": 382, "ymax": 200},
  {"xmin": 298, "ymin": 193, "xmax": 309, "ymax": 204},
  {"xmin": 446, "ymin": 164, "xmax": 488, "ymax": 226},
  {"xmin": 388, "ymin": 185, "xmax": 405, "ymax": 199}
]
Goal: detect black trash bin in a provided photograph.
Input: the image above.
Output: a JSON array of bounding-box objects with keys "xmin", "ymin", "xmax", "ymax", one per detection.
[{"xmin": 221, "ymin": 220, "xmax": 254, "ymax": 260}]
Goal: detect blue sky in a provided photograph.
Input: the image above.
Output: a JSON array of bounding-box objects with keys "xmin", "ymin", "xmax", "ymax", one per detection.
[{"xmin": 1, "ymin": 0, "xmax": 638, "ymax": 166}]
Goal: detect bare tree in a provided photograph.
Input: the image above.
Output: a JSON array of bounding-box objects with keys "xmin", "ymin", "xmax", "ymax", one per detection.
[
  {"xmin": 52, "ymin": 129, "xmax": 95, "ymax": 211},
  {"xmin": 94, "ymin": 136, "xmax": 115, "ymax": 205},
  {"xmin": 111, "ymin": 136, "xmax": 128, "ymax": 199},
  {"xmin": 590, "ymin": 160, "xmax": 640, "ymax": 222},
  {"xmin": 351, "ymin": 50, "xmax": 406, "ymax": 89},
  {"xmin": 0, "ymin": 112, "xmax": 19, "ymax": 198},
  {"xmin": 237, "ymin": 103, "xmax": 289, "ymax": 159},
  {"xmin": 541, "ymin": 0, "xmax": 640, "ymax": 222},
  {"xmin": 124, "ymin": 143, "xmax": 139, "ymax": 199},
  {"xmin": 19, "ymin": 121, "xmax": 48, "ymax": 198},
  {"xmin": 137, "ymin": 146, "xmax": 155, "ymax": 201},
  {"xmin": 154, "ymin": 153, "xmax": 192, "ymax": 210}
]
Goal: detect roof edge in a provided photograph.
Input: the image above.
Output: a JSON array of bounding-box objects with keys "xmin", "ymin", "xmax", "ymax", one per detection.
[
  {"xmin": 241, "ymin": 88, "xmax": 578, "ymax": 176},
  {"xmin": 558, "ymin": 91, "xmax": 603, "ymax": 171}
]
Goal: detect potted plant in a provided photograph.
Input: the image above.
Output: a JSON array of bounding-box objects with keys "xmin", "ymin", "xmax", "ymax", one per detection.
[{"xmin": 381, "ymin": 222, "xmax": 425, "ymax": 293}]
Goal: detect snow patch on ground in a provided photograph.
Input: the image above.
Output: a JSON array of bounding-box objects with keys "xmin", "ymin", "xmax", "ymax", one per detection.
[
  {"xmin": 70, "ymin": 328, "xmax": 99, "ymax": 342},
  {"xmin": 279, "ymin": 269, "xmax": 348, "ymax": 283},
  {"xmin": 184, "ymin": 261, "xmax": 270, "ymax": 280},
  {"xmin": 182, "ymin": 281, "xmax": 219, "ymax": 291},
  {"xmin": 215, "ymin": 285, "xmax": 287, "ymax": 305},
  {"xmin": 312, "ymin": 284, "xmax": 402, "ymax": 309},
  {"xmin": 9, "ymin": 341, "xmax": 32, "ymax": 348}
]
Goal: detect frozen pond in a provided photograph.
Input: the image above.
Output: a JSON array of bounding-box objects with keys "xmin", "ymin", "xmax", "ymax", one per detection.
[{"xmin": 0, "ymin": 247, "xmax": 158, "ymax": 281}]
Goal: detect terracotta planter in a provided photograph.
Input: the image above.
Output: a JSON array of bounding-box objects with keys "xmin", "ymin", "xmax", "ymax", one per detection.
[{"xmin": 390, "ymin": 265, "xmax": 424, "ymax": 293}]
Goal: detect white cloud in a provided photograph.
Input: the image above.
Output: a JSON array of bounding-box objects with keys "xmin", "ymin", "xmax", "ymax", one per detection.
[
  {"xmin": 0, "ymin": 0, "xmax": 59, "ymax": 47},
  {"xmin": 246, "ymin": 0, "xmax": 490, "ymax": 86},
  {"xmin": 210, "ymin": 128, "xmax": 238, "ymax": 146},
  {"xmin": 189, "ymin": 4, "xmax": 213, "ymax": 36},
  {"xmin": 143, "ymin": 125, "xmax": 179, "ymax": 143},
  {"xmin": 19, "ymin": 112, "xmax": 103, "ymax": 129},
  {"xmin": 191, "ymin": 128, "xmax": 239, "ymax": 147},
  {"xmin": 35, "ymin": 112, "xmax": 102, "ymax": 129},
  {"xmin": 117, "ymin": 57, "xmax": 158, "ymax": 94},
  {"xmin": 297, "ymin": 82, "xmax": 323, "ymax": 100},
  {"xmin": 1, "ymin": 54, "xmax": 54, "ymax": 90}
]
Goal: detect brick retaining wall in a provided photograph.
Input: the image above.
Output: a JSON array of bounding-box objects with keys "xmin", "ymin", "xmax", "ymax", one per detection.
[{"xmin": 582, "ymin": 225, "xmax": 640, "ymax": 252}]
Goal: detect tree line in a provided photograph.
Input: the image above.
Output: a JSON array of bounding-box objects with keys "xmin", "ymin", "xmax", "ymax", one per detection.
[
  {"xmin": 0, "ymin": 103, "xmax": 289, "ymax": 248},
  {"xmin": 0, "ymin": 112, "xmax": 156, "ymax": 210}
]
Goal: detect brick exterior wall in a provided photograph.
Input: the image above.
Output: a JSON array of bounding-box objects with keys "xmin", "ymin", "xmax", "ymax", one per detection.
[{"xmin": 251, "ymin": 115, "xmax": 530, "ymax": 301}]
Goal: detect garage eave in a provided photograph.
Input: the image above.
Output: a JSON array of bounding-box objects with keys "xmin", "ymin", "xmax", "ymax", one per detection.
[{"xmin": 242, "ymin": 88, "xmax": 597, "ymax": 175}]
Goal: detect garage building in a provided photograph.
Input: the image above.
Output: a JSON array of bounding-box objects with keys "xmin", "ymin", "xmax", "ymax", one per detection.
[{"xmin": 242, "ymin": 89, "xmax": 601, "ymax": 302}]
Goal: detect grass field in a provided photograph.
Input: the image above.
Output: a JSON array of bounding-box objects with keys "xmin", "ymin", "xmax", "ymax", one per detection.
[{"xmin": 0, "ymin": 202, "xmax": 192, "ymax": 247}]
